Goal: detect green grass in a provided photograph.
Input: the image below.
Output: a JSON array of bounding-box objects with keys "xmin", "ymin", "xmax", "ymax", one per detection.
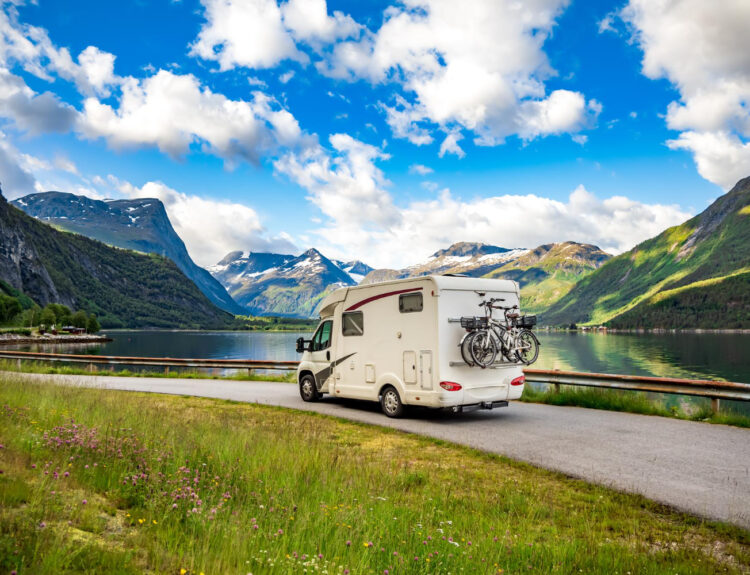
[
  {"xmin": 521, "ymin": 384, "xmax": 750, "ymax": 428},
  {"xmin": 0, "ymin": 359, "xmax": 296, "ymax": 383},
  {"xmin": 1, "ymin": 375, "xmax": 749, "ymax": 574}
]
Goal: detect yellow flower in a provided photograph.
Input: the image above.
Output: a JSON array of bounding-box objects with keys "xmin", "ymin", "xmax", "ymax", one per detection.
[
  {"xmin": 138, "ymin": 518, "xmax": 145, "ymax": 525},
  {"xmin": 180, "ymin": 569, "xmax": 187, "ymax": 575},
  {"xmin": 152, "ymin": 520, "xmax": 157, "ymax": 525}
]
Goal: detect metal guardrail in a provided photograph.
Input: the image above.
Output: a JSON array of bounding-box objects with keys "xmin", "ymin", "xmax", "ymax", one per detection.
[
  {"xmin": 1, "ymin": 351, "xmax": 748, "ymax": 411},
  {"xmin": 523, "ymin": 369, "xmax": 750, "ymax": 412},
  {"xmin": 0, "ymin": 350, "xmax": 298, "ymax": 371}
]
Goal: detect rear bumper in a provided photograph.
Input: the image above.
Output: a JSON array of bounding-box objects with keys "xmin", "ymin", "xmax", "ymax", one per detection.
[{"xmin": 446, "ymin": 400, "xmax": 509, "ymax": 413}]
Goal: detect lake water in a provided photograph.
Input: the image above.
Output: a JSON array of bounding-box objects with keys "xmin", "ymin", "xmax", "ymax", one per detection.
[{"xmin": 12, "ymin": 329, "xmax": 750, "ymax": 384}]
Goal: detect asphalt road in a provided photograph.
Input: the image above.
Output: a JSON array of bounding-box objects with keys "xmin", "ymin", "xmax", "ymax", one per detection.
[{"xmin": 12, "ymin": 372, "xmax": 750, "ymax": 529}]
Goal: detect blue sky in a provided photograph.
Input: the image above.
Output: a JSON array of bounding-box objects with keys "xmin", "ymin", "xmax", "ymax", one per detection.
[{"xmin": 1, "ymin": 0, "xmax": 748, "ymax": 268}]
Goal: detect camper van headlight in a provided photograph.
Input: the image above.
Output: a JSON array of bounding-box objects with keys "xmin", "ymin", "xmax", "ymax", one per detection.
[{"xmin": 439, "ymin": 381, "xmax": 462, "ymax": 391}]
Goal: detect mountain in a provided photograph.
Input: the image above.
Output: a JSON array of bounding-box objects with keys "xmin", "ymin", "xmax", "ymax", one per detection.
[
  {"xmin": 11, "ymin": 192, "xmax": 244, "ymax": 315},
  {"xmin": 209, "ymin": 248, "xmax": 356, "ymax": 317},
  {"xmin": 0, "ymin": 190, "xmax": 234, "ymax": 329},
  {"xmin": 333, "ymin": 260, "xmax": 374, "ymax": 283},
  {"xmin": 361, "ymin": 242, "xmax": 529, "ymax": 284},
  {"xmin": 483, "ymin": 242, "xmax": 611, "ymax": 313},
  {"xmin": 543, "ymin": 176, "xmax": 750, "ymax": 328}
]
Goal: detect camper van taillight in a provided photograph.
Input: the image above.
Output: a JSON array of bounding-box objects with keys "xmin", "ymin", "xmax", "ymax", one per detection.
[
  {"xmin": 439, "ymin": 381, "xmax": 463, "ymax": 391},
  {"xmin": 510, "ymin": 375, "xmax": 526, "ymax": 386}
]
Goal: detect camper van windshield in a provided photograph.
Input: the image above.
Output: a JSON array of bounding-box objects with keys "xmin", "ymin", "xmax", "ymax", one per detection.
[{"xmin": 311, "ymin": 320, "xmax": 332, "ymax": 351}]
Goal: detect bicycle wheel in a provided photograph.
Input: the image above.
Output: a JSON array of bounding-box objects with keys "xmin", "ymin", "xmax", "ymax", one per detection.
[
  {"xmin": 491, "ymin": 325, "xmax": 513, "ymax": 361},
  {"xmin": 514, "ymin": 329, "xmax": 540, "ymax": 365},
  {"xmin": 470, "ymin": 330, "xmax": 497, "ymax": 368},
  {"xmin": 459, "ymin": 331, "xmax": 477, "ymax": 366}
]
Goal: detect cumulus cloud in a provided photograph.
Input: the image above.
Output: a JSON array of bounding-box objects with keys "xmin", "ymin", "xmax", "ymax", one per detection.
[
  {"xmin": 275, "ymin": 133, "xmax": 400, "ymax": 234},
  {"xmin": 190, "ymin": 0, "xmax": 359, "ymax": 71},
  {"xmin": 273, "ymin": 133, "xmax": 690, "ymax": 268},
  {"xmin": 78, "ymin": 70, "xmax": 310, "ymax": 165},
  {"xmin": 315, "ymin": 184, "xmax": 692, "ymax": 269},
  {"xmin": 0, "ymin": 67, "xmax": 77, "ymax": 134},
  {"xmin": 319, "ymin": 0, "xmax": 599, "ymax": 149},
  {"xmin": 0, "ymin": 6, "xmax": 119, "ymax": 97},
  {"xmin": 618, "ymin": 0, "xmax": 750, "ymax": 189},
  {"xmin": 0, "ymin": 132, "xmax": 39, "ymax": 198},
  {"xmin": 408, "ymin": 163, "xmax": 433, "ymax": 175},
  {"xmin": 116, "ymin": 179, "xmax": 298, "ymax": 266}
]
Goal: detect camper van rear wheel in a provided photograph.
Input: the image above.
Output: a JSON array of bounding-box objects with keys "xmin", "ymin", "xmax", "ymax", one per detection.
[
  {"xmin": 380, "ymin": 386, "xmax": 404, "ymax": 418},
  {"xmin": 299, "ymin": 374, "xmax": 320, "ymax": 402}
]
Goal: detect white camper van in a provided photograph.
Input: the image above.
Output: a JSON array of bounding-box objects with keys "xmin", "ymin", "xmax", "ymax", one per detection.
[{"xmin": 295, "ymin": 275, "xmax": 527, "ymax": 417}]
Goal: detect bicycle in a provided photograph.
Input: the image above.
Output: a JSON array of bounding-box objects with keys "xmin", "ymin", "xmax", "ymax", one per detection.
[{"xmin": 459, "ymin": 298, "xmax": 540, "ymax": 368}]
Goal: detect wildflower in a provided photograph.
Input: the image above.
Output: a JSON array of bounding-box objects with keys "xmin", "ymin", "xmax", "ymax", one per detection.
[
  {"xmin": 180, "ymin": 570, "xmax": 187, "ymax": 575},
  {"xmin": 138, "ymin": 518, "xmax": 145, "ymax": 525},
  {"xmin": 153, "ymin": 520, "xmax": 158, "ymax": 525},
  {"xmin": 82, "ymin": 499, "xmax": 87, "ymax": 505},
  {"xmin": 346, "ymin": 540, "xmax": 351, "ymax": 547}
]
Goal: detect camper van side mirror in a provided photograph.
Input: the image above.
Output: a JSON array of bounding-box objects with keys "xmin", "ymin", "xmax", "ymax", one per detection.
[{"xmin": 296, "ymin": 337, "xmax": 305, "ymax": 353}]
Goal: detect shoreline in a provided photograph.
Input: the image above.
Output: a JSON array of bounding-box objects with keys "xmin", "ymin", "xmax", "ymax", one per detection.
[
  {"xmin": 540, "ymin": 327, "xmax": 750, "ymax": 334},
  {"xmin": 0, "ymin": 334, "xmax": 113, "ymax": 346}
]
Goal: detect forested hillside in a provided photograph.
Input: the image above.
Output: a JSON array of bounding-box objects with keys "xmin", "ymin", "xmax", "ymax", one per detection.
[{"xmin": 0, "ymin": 190, "xmax": 234, "ymax": 329}]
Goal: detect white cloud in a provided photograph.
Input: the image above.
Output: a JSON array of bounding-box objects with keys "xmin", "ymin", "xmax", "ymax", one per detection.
[
  {"xmin": 53, "ymin": 155, "xmax": 79, "ymax": 175},
  {"xmin": 619, "ymin": 0, "xmax": 750, "ymax": 189},
  {"xmin": 190, "ymin": 0, "xmax": 360, "ymax": 71},
  {"xmin": 279, "ymin": 69, "xmax": 295, "ymax": 84},
  {"xmin": 274, "ymin": 133, "xmax": 690, "ymax": 268},
  {"xmin": 191, "ymin": 0, "xmax": 306, "ymax": 70},
  {"xmin": 408, "ymin": 163, "xmax": 433, "ymax": 175},
  {"xmin": 0, "ymin": 131, "xmax": 39, "ymax": 198},
  {"xmin": 117, "ymin": 179, "xmax": 297, "ymax": 266},
  {"xmin": 439, "ymin": 130, "xmax": 464, "ymax": 158},
  {"xmin": 667, "ymin": 131, "xmax": 750, "ymax": 191},
  {"xmin": 0, "ymin": 67, "xmax": 77, "ymax": 134},
  {"xmin": 274, "ymin": 133, "xmax": 400, "ymax": 235},
  {"xmin": 78, "ymin": 70, "xmax": 310, "ymax": 165},
  {"xmin": 320, "ymin": 0, "xmax": 598, "ymax": 149},
  {"xmin": 281, "ymin": 0, "xmax": 360, "ymax": 45}
]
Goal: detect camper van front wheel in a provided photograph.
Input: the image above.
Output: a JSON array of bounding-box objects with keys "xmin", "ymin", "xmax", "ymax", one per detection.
[
  {"xmin": 380, "ymin": 386, "xmax": 404, "ymax": 418},
  {"xmin": 299, "ymin": 374, "xmax": 321, "ymax": 402}
]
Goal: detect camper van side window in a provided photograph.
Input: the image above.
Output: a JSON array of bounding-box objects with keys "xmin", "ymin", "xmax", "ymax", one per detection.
[
  {"xmin": 342, "ymin": 312, "xmax": 364, "ymax": 336},
  {"xmin": 311, "ymin": 320, "xmax": 333, "ymax": 351},
  {"xmin": 399, "ymin": 292, "xmax": 423, "ymax": 313}
]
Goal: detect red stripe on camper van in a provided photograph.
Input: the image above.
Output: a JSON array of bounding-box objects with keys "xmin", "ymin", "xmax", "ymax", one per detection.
[{"xmin": 345, "ymin": 287, "xmax": 423, "ymax": 311}]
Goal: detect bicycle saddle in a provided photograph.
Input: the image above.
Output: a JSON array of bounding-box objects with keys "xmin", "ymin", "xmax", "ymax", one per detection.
[{"xmin": 506, "ymin": 312, "xmax": 520, "ymax": 318}]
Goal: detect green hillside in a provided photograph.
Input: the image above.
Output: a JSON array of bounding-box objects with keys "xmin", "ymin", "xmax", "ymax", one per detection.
[
  {"xmin": 0, "ymin": 192, "xmax": 234, "ymax": 329},
  {"xmin": 484, "ymin": 242, "xmax": 611, "ymax": 313},
  {"xmin": 543, "ymin": 177, "xmax": 750, "ymax": 328}
]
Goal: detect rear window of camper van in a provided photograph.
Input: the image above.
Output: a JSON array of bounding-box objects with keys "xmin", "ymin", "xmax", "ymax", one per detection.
[
  {"xmin": 342, "ymin": 311, "xmax": 364, "ymax": 336},
  {"xmin": 399, "ymin": 292, "xmax": 423, "ymax": 313}
]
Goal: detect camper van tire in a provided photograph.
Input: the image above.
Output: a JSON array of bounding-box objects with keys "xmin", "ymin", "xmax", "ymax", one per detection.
[
  {"xmin": 380, "ymin": 386, "xmax": 405, "ymax": 418},
  {"xmin": 299, "ymin": 374, "xmax": 321, "ymax": 402}
]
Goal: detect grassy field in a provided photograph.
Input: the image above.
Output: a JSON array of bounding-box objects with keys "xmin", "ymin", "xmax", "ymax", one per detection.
[
  {"xmin": 521, "ymin": 384, "xmax": 750, "ymax": 428},
  {"xmin": 1, "ymin": 374, "xmax": 749, "ymax": 574}
]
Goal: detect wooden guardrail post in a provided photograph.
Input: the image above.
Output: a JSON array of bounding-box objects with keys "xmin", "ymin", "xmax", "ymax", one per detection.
[{"xmin": 711, "ymin": 398, "xmax": 720, "ymax": 414}]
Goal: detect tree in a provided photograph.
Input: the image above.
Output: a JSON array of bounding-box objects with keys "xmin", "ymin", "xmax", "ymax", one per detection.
[
  {"xmin": 0, "ymin": 294, "xmax": 21, "ymax": 323},
  {"xmin": 71, "ymin": 310, "xmax": 88, "ymax": 328},
  {"xmin": 87, "ymin": 314, "xmax": 100, "ymax": 334},
  {"xmin": 40, "ymin": 307, "xmax": 56, "ymax": 328},
  {"xmin": 47, "ymin": 303, "xmax": 71, "ymax": 324},
  {"xmin": 20, "ymin": 306, "xmax": 41, "ymax": 327}
]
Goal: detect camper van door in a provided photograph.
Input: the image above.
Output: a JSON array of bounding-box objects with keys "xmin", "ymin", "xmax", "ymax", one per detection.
[{"xmin": 309, "ymin": 319, "xmax": 334, "ymax": 391}]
